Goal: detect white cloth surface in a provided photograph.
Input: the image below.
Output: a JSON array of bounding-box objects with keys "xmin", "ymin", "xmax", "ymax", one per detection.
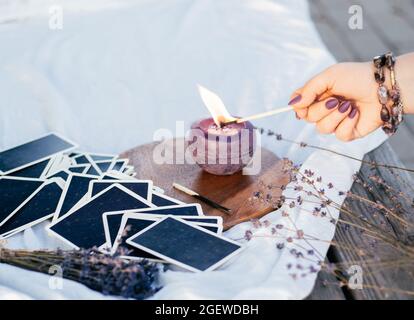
[{"xmin": 0, "ymin": 0, "xmax": 387, "ymax": 299}]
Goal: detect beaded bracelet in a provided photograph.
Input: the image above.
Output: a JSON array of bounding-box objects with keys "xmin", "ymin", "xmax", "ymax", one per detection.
[{"xmin": 373, "ymin": 52, "xmax": 404, "ymax": 135}]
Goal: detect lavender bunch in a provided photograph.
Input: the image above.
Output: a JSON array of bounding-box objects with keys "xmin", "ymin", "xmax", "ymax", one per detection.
[
  {"xmin": 243, "ymin": 128, "xmax": 414, "ymax": 296},
  {"xmin": 0, "ymin": 246, "xmax": 159, "ymax": 299}
]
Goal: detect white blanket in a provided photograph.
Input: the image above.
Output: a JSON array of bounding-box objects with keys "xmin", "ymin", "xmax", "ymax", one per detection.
[{"xmin": 0, "ymin": 0, "xmax": 386, "ymax": 299}]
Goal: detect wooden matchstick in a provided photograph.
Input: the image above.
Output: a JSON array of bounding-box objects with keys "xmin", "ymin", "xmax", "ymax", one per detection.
[
  {"xmin": 223, "ymin": 106, "xmax": 295, "ymax": 125},
  {"xmin": 173, "ymin": 182, "xmax": 232, "ymax": 215}
]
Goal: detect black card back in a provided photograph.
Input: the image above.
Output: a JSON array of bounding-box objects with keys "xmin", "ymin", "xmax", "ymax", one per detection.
[
  {"xmin": 91, "ymin": 181, "xmax": 150, "ymax": 199},
  {"xmin": 128, "ymin": 217, "xmax": 241, "ymax": 271},
  {"xmin": 0, "ymin": 182, "xmax": 62, "ymax": 235},
  {"xmin": 58, "ymin": 175, "xmax": 97, "ymax": 218},
  {"xmin": 7, "ymin": 158, "xmax": 50, "ymax": 178},
  {"xmin": 0, "ymin": 134, "xmax": 74, "ymax": 174},
  {"xmin": 0, "ymin": 178, "xmax": 44, "ymax": 223},
  {"xmin": 50, "ymin": 186, "xmax": 152, "ymax": 248}
]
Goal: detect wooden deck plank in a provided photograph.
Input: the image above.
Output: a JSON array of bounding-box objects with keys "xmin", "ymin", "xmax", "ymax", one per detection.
[
  {"xmin": 310, "ymin": 0, "xmax": 394, "ymax": 62},
  {"xmin": 307, "ymin": 257, "xmax": 347, "ymax": 300},
  {"xmin": 330, "ymin": 141, "xmax": 414, "ymax": 299},
  {"xmin": 308, "ymin": 0, "xmax": 361, "ymax": 61},
  {"xmin": 363, "ymin": 0, "xmax": 414, "ymax": 55}
]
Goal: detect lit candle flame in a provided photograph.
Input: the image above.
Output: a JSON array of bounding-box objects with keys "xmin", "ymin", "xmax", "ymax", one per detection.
[{"xmin": 197, "ymin": 85, "xmax": 237, "ymax": 127}]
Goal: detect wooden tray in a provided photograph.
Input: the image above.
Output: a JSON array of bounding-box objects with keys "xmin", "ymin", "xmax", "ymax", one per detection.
[{"xmin": 120, "ymin": 139, "xmax": 290, "ymax": 230}]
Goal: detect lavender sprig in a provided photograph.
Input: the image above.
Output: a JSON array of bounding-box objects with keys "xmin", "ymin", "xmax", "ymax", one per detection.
[{"xmin": 0, "ymin": 246, "xmax": 159, "ymax": 299}]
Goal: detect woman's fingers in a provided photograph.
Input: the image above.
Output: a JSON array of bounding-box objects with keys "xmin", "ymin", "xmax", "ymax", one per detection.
[
  {"xmin": 306, "ymin": 97, "xmax": 340, "ymax": 123},
  {"xmin": 334, "ymin": 107, "xmax": 360, "ymax": 141},
  {"xmin": 290, "ymin": 87, "xmax": 308, "ymax": 119},
  {"xmin": 315, "ymin": 101, "xmax": 353, "ymax": 134},
  {"xmin": 289, "ymin": 67, "xmax": 333, "ymax": 112}
]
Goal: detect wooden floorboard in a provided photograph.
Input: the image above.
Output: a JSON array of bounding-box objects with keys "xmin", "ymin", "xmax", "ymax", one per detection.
[
  {"xmin": 328, "ymin": 141, "xmax": 414, "ymax": 299},
  {"xmin": 306, "ymin": 256, "xmax": 347, "ymax": 300}
]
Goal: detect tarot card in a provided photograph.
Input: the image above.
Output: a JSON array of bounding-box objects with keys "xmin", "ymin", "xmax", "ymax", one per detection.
[
  {"xmin": 68, "ymin": 164, "xmax": 90, "ymax": 174},
  {"xmin": 52, "ymin": 173, "xmax": 98, "ymax": 222},
  {"xmin": 152, "ymin": 186, "xmax": 165, "ymax": 194},
  {"xmin": 103, "ymin": 171, "xmax": 136, "ymax": 180},
  {"xmin": 47, "ymin": 184, "xmax": 155, "ymax": 249},
  {"xmin": 72, "ymin": 154, "xmax": 90, "ymax": 165},
  {"xmin": 99, "ymin": 203, "xmax": 205, "ymax": 251},
  {"xmin": 73, "ymin": 154, "xmax": 102, "ymax": 176},
  {"xmin": 102, "ymin": 208, "xmax": 217, "ymax": 252},
  {"xmin": 101, "ymin": 212, "xmax": 127, "ymax": 249},
  {"xmin": 88, "ymin": 153, "xmax": 118, "ymax": 162},
  {"xmin": 120, "ymin": 204, "xmax": 203, "ymax": 217},
  {"xmin": 47, "ymin": 170, "xmax": 70, "ymax": 182},
  {"xmin": 0, "ymin": 133, "xmax": 77, "ymax": 175},
  {"xmin": 126, "ymin": 216, "xmax": 243, "ymax": 272},
  {"xmin": 95, "ymin": 160, "xmax": 114, "ymax": 173},
  {"xmin": 107, "ymin": 214, "xmax": 164, "ymax": 261},
  {"xmin": 0, "ymin": 177, "xmax": 45, "ymax": 226},
  {"xmin": 122, "ymin": 165, "xmax": 135, "ymax": 175},
  {"xmin": 151, "ymin": 191, "xmax": 185, "ymax": 206},
  {"xmin": 46, "ymin": 153, "xmax": 72, "ymax": 176},
  {"xmin": 0, "ymin": 179, "xmax": 64, "ymax": 238},
  {"xmin": 88, "ymin": 180, "xmax": 152, "ymax": 201},
  {"xmin": 85, "ymin": 165, "xmax": 101, "ymax": 176},
  {"xmin": 111, "ymin": 159, "xmax": 128, "ymax": 172},
  {"xmin": 108, "ymin": 213, "xmax": 221, "ymax": 257},
  {"xmin": 6, "ymin": 158, "xmax": 52, "ymax": 179},
  {"xmin": 67, "ymin": 152, "xmax": 80, "ymax": 158},
  {"xmin": 101, "ymin": 174, "xmax": 120, "ymax": 180}
]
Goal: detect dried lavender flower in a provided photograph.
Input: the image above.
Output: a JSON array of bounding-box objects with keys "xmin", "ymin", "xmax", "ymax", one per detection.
[{"xmin": 0, "ymin": 247, "xmax": 159, "ymax": 300}]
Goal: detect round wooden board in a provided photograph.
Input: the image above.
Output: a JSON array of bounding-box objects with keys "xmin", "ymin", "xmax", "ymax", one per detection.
[{"xmin": 120, "ymin": 139, "xmax": 290, "ymax": 230}]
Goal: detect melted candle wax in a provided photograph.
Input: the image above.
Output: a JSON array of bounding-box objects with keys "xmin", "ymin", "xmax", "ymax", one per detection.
[
  {"xmin": 190, "ymin": 85, "xmax": 257, "ymax": 175},
  {"xmin": 190, "ymin": 118, "xmax": 256, "ymax": 175}
]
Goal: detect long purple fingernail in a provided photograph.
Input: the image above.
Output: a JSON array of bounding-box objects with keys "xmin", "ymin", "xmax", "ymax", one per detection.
[
  {"xmin": 288, "ymin": 95, "xmax": 302, "ymax": 105},
  {"xmin": 339, "ymin": 101, "xmax": 351, "ymax": 113},
  {"xmin": 348, "ymin": 107, "xmax": 358, "ymax": 119},
  {"xmin": 325, "ymin": 98, "xmax": 339, "ymax": 110},
  {"xmin": 295, "ymin": 112, "xmax": 300, "ymax": 120}
]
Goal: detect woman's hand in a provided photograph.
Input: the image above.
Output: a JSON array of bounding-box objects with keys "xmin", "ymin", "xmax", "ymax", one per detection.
[{"xmin": 289, "ymin": 62, "xmax": 383, "ymax": 141}]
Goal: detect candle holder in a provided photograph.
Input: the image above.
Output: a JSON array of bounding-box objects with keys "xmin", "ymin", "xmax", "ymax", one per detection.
[{"xmin": 188, "ymin": 118, "xmax": 256, "ymax": 175}]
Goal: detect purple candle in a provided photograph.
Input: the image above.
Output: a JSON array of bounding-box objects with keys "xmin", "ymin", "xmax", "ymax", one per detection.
[{"xmin": 189, "ymin": 118, "xmax": 256, "ymax": 175}]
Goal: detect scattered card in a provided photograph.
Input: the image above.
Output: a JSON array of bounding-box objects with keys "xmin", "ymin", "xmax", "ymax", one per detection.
[
  {"xmin": 68, "ymin": 164, "xmax": 90, "ymax": 174},
  {"xmin": 121, "ymin": 204, "xmax": 203, "ymax": 217},
  {"xmin": 102, "ymin": 210, "xmax": 219, "ymax": 252},
  {"xmin": 53, "ymin": 173, "xmax": 98, "ymax": 222},
  {"xmin": 47, "ymin": 170, "xmax": 70, "ymax": 181},
  {"xmin": 151, "ymin": 191, "xmax": 185, "ymax": 206},
  {"xmin": 0, "ymin": 177, "xmax": 45, "ymax": 226},
  {"xmin": 6, "ymin": 158, "xmax": 51, "ymax": 179},
  {"xmin": 111, "ymin": 159, "xmax": 128, "ymax": 172},
  {"xmin": 0, "ymin": 180, "xmax": 63, "ymax": 237},
  {"xmin": 102, "ymin": 212, "xmax": 126, "ymax": 248},
  {"xmin": 48, "ymin": 184, "xmax": 155, "ymax": 249},
  {"xmin": 126, "ymin": 217, "xmax": 243, "ymax": 272},
  {"xmin": 103, "ymin": 213, "xmax": 160, "ymax": 260},
  {"xmin": 72, "ymin": 154, "xmax": 90, "ymax": 165},
  {"xmin": 0, "ymin": 133, "xmax": 76, "ymax": 175},
  {"xmin": 88, "ymin": 180, "xmax": 152, "ymax": 201},
  {"xmin": 1, "ymin": 133, "xmax": 242, "ymax": 273},
  {"xmin": 95, "ymin": 161, "xmax": 113, "ymax": 173},
  {"xmin": 85, "ymin": 165, "xmax": 101, "ymax": 176},
  {"xmin": 73, "ymin": 154, "xmax": 102, "ymax": 176},
  {"xmin": 108, "ymin": 213, "xmax": 221, "ymax": 258},
  {"xmin": 89, "ymin": 153, "xmax": 117, "ymax": 162}
]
